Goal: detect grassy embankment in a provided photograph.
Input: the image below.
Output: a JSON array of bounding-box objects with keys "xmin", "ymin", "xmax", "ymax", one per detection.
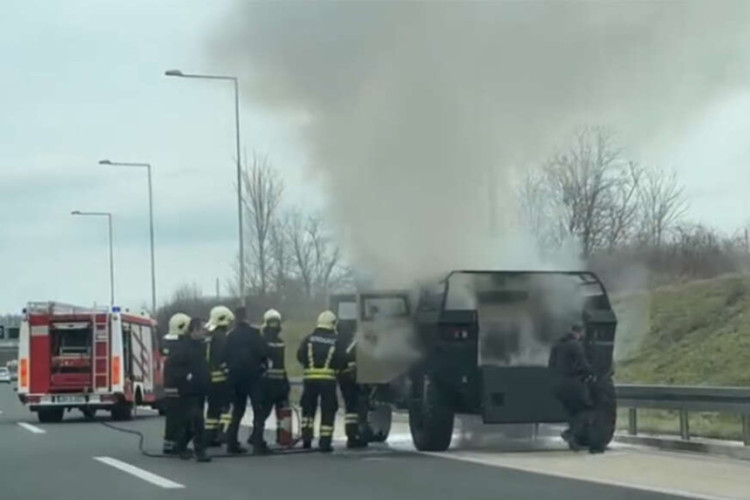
[{"xmin": 612, "ymin": 273, "xmax": 750, "ymax": 440}]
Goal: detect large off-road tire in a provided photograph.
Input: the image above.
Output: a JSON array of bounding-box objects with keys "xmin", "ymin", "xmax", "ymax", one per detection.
[
  {"xmin": 368, "ymin": 403, "xmax": 392, "ymax": 443},
  {"xmin": 409, "ymin": 373, "xmax": 454, "ymax": 452},
  {"xmin": 587, "ymin": 374, "xmax": 617, "ymax": 450},
  {"xmin": 111, "ymin": 402, "xmax": 134, "ymax": 421},
  {"xmin": 37, "ymin": 407, "xmax": 64, "ymax": 423}
]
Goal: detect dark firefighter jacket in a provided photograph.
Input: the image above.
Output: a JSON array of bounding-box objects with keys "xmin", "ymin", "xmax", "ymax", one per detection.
[
  {"xmin": 207, "ymin": 326, "xmax": 229, "ymax": 384},
  {"xmin": 223, "ymin": 320, "xmax": 268, "ymax": 385},
  {"xmin": 338, "ymin": 335, "xmax": 357, "ymax": 379},
  {"xmin": 297, "ymin": 328, "xmax": 346, "ymax": 381},
  {"xmin": 548, "ymin": 333, "xmax": 594, "ymax": 380},
  {"xmin": 162, "ymin": 334, "xmax": 181, "ymax": 394},
  {"xmin": 262, "ymin": 326, "xmax": 287, "ymax": 381},
  {"xmin": 166, "ymin": 336, "xmax": 210, "ymax": 396}
]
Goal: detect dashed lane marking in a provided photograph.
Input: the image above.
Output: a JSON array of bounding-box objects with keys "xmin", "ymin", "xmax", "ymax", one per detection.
[
  {"xmin": 18, "ymin": 422, "xmax": 46, "ymax": 434},
  {"xmin": 93, "ymin": 457, "xmax": 185, "ymax": 489}
]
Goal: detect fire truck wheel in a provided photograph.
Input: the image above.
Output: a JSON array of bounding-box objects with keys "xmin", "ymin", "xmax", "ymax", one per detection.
[
  {"xmin": 111, "ymin": 402, "xmax": 134, "ymax": 421},
  {"xmin": 368, "ymin": 403, "xmax": 392, "ymax": 443},
  {"xmin": 37, "ymin": 408, "xmax": 64, "ymax": 423},
  {"xmin": 409, "ymin": 373, "xmax": 454, "ymax": 452}
]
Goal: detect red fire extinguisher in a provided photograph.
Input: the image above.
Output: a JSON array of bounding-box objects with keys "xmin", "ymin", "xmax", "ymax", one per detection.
[{"xmin": 276, "ymin": 407, "xmax": 294, "ymax": 447}]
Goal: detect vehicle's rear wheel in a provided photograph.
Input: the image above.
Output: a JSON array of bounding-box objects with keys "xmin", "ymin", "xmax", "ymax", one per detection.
[
  {"xmin": 589, "ymin": 374, "xmax": 617, "ymax": 449},
  {"xmin": 368, "ymin": 403, "xmax": 392, "ymax": 443},
  {"xmin": 37, "ymin": 407, "xmax": 64, "ymax": 423},
  {"xmin": 409, "ymin": 373, "xmax": 454, "ymax": 452},
  {"xmin": 81, "ymin": 408, "xmax": 97, "ymax": 420},
  {"xmin": 111, "ymin": 402, "xmax": 133, "ymax": 421}
]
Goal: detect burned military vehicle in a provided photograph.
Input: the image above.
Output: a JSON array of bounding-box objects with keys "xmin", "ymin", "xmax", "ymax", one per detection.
[{"xmin": 330, "ymin": 270, "xmax": 617, "ymax": 452}]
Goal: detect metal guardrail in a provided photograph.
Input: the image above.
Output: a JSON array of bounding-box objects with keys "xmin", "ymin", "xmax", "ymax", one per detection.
[{"xmin": 616, "ymin": 384, "xmax": 750, "ymax": 446}]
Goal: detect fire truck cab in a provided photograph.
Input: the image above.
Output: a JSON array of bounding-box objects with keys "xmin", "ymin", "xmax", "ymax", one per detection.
[{"xmin": 17, "ymin": 302, "xmax": 164, "ymax": 423}]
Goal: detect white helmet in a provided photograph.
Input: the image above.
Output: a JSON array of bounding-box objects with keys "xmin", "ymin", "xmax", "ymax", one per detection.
[
  {"xmin": 316, "ymin": 310, "xmax": 337, "ymax": 331},
  {"xmin": 205, "ymin": 305, "xmax": 235, "ymax": 332},
  {"xmin": 262, "ymin": 308, "xmax": 282, "ymax": 327},
  {"xmin": 167, "ymin": 313, "xmax": 191, "ymax": 336}
]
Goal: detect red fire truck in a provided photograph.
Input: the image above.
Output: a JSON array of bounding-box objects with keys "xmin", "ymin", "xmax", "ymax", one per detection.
[{"xmin": 17, "ymin": 302, "xmax": 165, "ymax": 422}]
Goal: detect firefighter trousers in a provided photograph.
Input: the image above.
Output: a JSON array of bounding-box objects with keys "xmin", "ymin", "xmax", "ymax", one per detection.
[
  {"xmin": 205, "ymin": 381, "xmax": 231, "ymax": 445},
  {"xmin": 175, "ymin": 395, "xmax": 206, "ymax": 454},
  {"xmin": 226, "ymin": 378, "xmax": 266, "ymax": 449},
  {"xmin": 260, "ymin": 377, "xmax": 290, "ymax": 421},
  {"xmin": 300, "ymin": 379, "xmax": 338, "ymax": 449},
  {"xmin": 162, "ymin": 394, "xmax": 181, "ymax": 453},
  {"xmin": 338, "ymin": 374, "xmax": 366, "ymax": 444}
]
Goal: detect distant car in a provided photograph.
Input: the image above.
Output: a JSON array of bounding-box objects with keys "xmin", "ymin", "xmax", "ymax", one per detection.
[{"xmin": 0, "ymin": 367, "xmax": 10, "ymax": 383}]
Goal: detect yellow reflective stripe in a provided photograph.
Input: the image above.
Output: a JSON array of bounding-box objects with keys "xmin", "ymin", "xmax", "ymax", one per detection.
[
  {"xmin": 307, "ymin": 342, "xmax": 313, "ymax": 368},
  {"xmin": 323, "ymin": 346, "xmax": 335, "ymax": 370},
  {"xmin": 301, "ymin": 417, "xmax": 314, "ymax": 429},
  {"xmin": 319, "ymin": 425, "xmax": 334, "ymax": 437},
  {"xmin": 345, "ymin": 413, "xmax": 358, "ymax": 423},
  {"xmin": 346, "ymin": 339, "xmax": 357, "ymax": 354},
  {"xmin": 267, "ymin": 342, "xmax": 285, "ymax": 348},
  {"xmin": 304, "ymin": 368, "xmax": 336, "ymax": 380},
  {"xmin": 266, "ymin": 368, "xmax": 286, "ymax": 375},
  {"xmin": 266, "ymin": 372, "xmax": 286, "ymax": 380}
]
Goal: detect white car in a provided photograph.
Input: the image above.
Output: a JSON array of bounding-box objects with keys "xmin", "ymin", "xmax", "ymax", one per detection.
[{"xmin": 0, "ymin": 367, "xmax": 10, "ymax": 383}]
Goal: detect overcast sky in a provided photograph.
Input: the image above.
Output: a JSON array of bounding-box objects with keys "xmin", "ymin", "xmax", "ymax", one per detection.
[
  {"xmin": 0, "ymin": 0, "xmax": 318, "ymax": 314},
  {"xmin": 2, "ymin": 1, "xmax": 749, "ymax": 315}
]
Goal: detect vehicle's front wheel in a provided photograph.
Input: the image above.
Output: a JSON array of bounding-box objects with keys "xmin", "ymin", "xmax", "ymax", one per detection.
[
  {"xmin": 409, "ymin": 373, "xmax": 454, "ymax": 452},
  {"xmin": 37, "ymin": 407, "xmax": 64, "ymax": 423},
  {"xmin": 368, "ymin": 403, "xmax": 392, "ymax": 443}
]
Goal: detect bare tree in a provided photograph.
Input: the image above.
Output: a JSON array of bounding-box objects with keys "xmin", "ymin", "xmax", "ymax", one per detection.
[
  {"xmin": 602, "ymin": 161, "xmax": 643, "ymax": 250},
  {"xmin": 543, "ymin": 127, "xmax": 634, "ymax": 257},
  {"xmin": 518, "ymin": 169, "xmax": 570, "ymax": 251},
  {"xmin": 286, "ymin": 210, "xmax": 344, "ymax": 298},
  {"xmin": 242, "ymin": 153, "xmax": 284, "ymax": 298},
  {"xmin": 268, "ymin": 212, "xmax": 293, "ymax": 298},
  {"xmin": 637, "ymin": 166, "xmax": 688, "ymax": 248}
]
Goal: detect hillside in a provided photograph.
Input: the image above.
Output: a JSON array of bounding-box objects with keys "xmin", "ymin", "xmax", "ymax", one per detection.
[{"xmin": 613, "ymin": 273, "xmax": 750, "ymax": 386}]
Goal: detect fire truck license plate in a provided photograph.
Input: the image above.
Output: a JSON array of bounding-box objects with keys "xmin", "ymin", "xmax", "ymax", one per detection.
[{"xmin": 55, "ymin": 395, "xmax": 85, "ymax": 404}]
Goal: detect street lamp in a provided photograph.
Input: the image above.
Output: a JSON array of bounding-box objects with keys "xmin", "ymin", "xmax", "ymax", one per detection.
[
  {"xmin": 164, "ymin": 68, "xmax": 245, "ymax": 305},
  {"xmin": 100, "ymin": 159, "xmax": 156, "ymax": 315},
  {"xmin": 71, "ymin": 211, "xmax": 115, "ymax": 306}
]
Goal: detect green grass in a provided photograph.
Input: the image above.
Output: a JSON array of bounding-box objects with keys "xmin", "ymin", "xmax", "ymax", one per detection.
[
  {"xmin": 611, "ymin": 273, "xmax": 750, "ymax": 440},
  {"xmin": 614, "ymin": 273, "xmax": 750, "ymax": 386}
]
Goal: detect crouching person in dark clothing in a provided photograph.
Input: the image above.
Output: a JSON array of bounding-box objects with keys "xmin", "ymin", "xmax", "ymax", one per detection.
[
  {"xmin": 170, "ymin": 317, "xmax": 212, "ymax": 462},
  {"xmin": 548, "ymin": 322, "xmax": 596, "ymax": 453}
]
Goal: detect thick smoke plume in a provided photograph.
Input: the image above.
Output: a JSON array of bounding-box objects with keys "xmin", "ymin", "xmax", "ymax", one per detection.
[{"xmin": 215, "ymin": 1, "xmax": 750, "ymax": 287}]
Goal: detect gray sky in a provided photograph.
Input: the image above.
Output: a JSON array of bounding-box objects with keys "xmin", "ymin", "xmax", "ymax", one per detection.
[
  {"xmin": 2, "ymin": 1, "xmax": 750, "ymax": 314},
  {"xmin": 0, "ymin": 0, "xmax": 318, "ymax": 314}
]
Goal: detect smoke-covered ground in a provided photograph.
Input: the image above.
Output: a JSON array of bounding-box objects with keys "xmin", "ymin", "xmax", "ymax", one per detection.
[{"xmin": 213, "ymin": 1, "xmax": 750, "ymax": 287}]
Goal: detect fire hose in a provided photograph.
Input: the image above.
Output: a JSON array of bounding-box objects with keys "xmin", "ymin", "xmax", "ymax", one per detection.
[{"xmin": 99, "ymin": 405, "xmax": 315, "ymax": 459}]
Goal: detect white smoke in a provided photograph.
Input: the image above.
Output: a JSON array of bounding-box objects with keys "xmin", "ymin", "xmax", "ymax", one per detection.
[{"xmin": 214, "ymin": 1, "xmax": 750, "ymax": 286}]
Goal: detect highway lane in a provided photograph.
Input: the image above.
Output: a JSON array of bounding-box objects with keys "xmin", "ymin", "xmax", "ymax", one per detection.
[{"xmin": 1, "ymin": 385, "xmax": 747, "ymax": 500}]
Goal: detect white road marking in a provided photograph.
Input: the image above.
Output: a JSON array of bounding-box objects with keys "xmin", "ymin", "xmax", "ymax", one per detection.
[
  {"xmin": 425, "ymin": 452, "xmax": 737, "ymax": 500},
  {"xmin": 94, "ymin": 457, "xmax": 184, "ymax": 489},
  {"xmin": 18, "ymin": 422, "xmax": 46, "ymax": 434}
]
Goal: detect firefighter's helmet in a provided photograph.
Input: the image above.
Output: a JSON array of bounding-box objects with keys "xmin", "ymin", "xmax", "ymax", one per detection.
[
  {"xmin": 205, "ymin": 305, "xmax": 235, "ymax": 331},
  {"xmin": 262, "ymin": 308, "xmax": 282, "ymax": 327},
  {"xmin": 316, "ymin": 310, "xmax": 337, "ymax": 331},
  {"xmin": 167, "ymin": 313, "xmax": 191, "ymax": 337}
]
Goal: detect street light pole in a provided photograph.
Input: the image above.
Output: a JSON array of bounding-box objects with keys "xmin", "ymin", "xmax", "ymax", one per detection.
[
  {"xmin": 71, "ymin": 211, "xmax": 115, "ymax": 305},
  {"xmin": 164, "ymin": 69, "xmax": 245, "ymax": 306},
  {"xmin": 100, "ymin": 160, "xmax": 156, "ymax": 314}
]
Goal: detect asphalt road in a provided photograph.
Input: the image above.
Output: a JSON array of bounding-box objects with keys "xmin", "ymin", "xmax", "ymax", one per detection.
[{"xmin": 1, "ymin": 384, "xmax": 747, "ymax": 500}]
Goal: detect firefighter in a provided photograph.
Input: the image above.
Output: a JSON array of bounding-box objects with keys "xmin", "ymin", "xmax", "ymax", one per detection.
[
  {"xmin": 297, "ymin": 310, "xmax": 346, "ymax": 452},
  {"xmin": 161, "ymin": 312, "xmax": 191, "ymax": 455},
  {"xmin": 548, "ymin": 322, "xmax": 596, "ymax": 453},
  {"xmin": 170, "ymin": 317, "xmax": 212, "ymax": 462},
  {"xmin": 338, "ymin": 332, "xmax": 368, "ymax": 448},
  {"xmin": 255, "ymin": 309, "xmax": 290, "ymax": 444},
  {"xmin": 223, "ymin": 306, "xmax": 269, "ymax": 455},
  {"xmin": 203, "ymin": 306, "xmax": 235, "ymax": 447}
]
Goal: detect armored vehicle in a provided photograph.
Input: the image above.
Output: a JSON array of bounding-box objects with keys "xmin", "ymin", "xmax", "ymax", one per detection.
[{"xmin": 330, "ymin": 270, "xmax": 617, "ymax": 451}]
